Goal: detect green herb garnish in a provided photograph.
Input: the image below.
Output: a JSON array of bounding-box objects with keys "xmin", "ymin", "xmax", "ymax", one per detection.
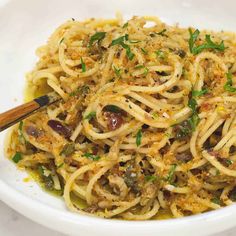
[
  {"xmin": 224, "ymin": 72, "xmax": 236, "ymax": 92},
  {"xmin": 188, "ymin": 29, "xmax": 200, "ymax": 54},
  {"xmin": 156, "ymin": 29, "xmax": 167, "ymax": 36},
  {"xmin": 143, "ymin": 67, "xmax": 149, "ymax": 76},
  {"xmin": 136, "ymin": 129, "xmax": 142, "ymax": 147},
  {"xmin": 211, "ymin": 197, "xmax": 221, "ymax": 205},
  {"xmin": 111, "ymin": 35, "xmax": 128, "ymax": 45},
  {"xmin": 57, "ymin": 163, "xmax": 64, "ymax": 169},
  {"xmin": 188, "ymin": 97, "xmax": 199, "ymax": 131},
  {"xmin": 38, "ymin": 165, "xmax": 44, "ymax": 176},
  {"xmin": 69, "ymin": 85, "xmax": 89, "ymax": 97},
  {"xmin": 166, "ymin": 164, "xmax": 177, "ymax": 184},
  {"xmin": 135, "ymin": 65, "xmax": 145, "ymax": 69},
  {"xmin": 134, "ymin": 65, "xmax": 149, "ymax": 75},
  {"xmin": 81, "ymin": 57, "xmax": 86, "ymax": 72},
  {"xmin": 59, "ymin": 37, "xmax": 64, "ymax": 44},
  {"xmin": 188, "ymin": 98, "xmax": 198, "ymax": 111},
  {"xmin": 188, "ymin": 113, "xmax": 200, "ymax": 131},
  {"xmin": 83, "ymin": 153, "xmax": 100, "ymax": 161},
  {"xmin": 122, "ymin": 43, "xmax": 134, "ymax": 60},
  {"xmin": 60, "ymin": 143, "xmax": 75, "ymax": 156},
  {"xmin": 192, "ymin": 88, "xmax": 208, "ymax": 97},
  {"xmin": 113, "ymin": 66, "xmax": 122, "ymax": 78},
  {"xmin": 12, "ymin": 152, "xmax": 22, "ymax": 163},
  {"xmin": 145, "ymin": 175, "xmax": 157, "ymax": 182},
  {"xmin": 185, "ymin": 89, "xmax": 208, "ymax": 131},
  {"xmin": 111, "ymin": 34, "xmax": 134, "ymax": 60},
  {"xmin": 84, "ymin": 111, "xmax": 96, "ymax": 120},
  {"xmin": 89, "ymin": 32, "xmax": 106, "ymax": 47},
  {"xmin": 225, "ymin": 159, "xmax": 233, "ymax": 166},
  {"xmin": 151, "ymin": 29, "xmax": 167, "ymax": 37},
  {"xmin": 141, "ymin": 48, "xmax": 148, "ymax": 55},
  {"xmin": 122, "ymin": 22, "xmax": 128, "ymax": 28},
  {"xmin": 155, "ymin": 50, "xmax": 165, "ymax": 59},
  {"xmin": 129, "ymin": 40, "xmax": 141, "ymax": 44},
  {"xmin": 18, "ymin": 121, "xmax": 26, "ymax": 144},
  {"xmin": 189, "ymin": 29, "xmax": 225, "ymax": 55}
]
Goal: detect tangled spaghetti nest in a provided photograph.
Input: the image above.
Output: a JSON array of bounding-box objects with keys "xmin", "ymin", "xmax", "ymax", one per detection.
[{"xmin": 6, "ymin": 15, "xmax": 236, "ymax": 219}]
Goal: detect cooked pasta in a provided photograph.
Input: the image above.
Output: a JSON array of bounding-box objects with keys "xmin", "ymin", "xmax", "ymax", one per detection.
[{"xmin": 6, "ymin": 14, "xmax": 236, "ymax": 220}]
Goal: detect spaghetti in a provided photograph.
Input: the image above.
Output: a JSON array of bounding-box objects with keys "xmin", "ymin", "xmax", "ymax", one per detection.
[{"xmin": 6, "ymin": 15, "xmax": 236, "ymax": 219}]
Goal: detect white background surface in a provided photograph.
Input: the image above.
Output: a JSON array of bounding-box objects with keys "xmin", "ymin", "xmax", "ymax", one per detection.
[{"xmin": 0, "ymin": 199, "xmax": 235, "ymax": 236}]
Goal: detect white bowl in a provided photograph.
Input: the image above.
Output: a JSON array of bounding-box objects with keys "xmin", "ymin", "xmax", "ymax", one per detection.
[{"xmin": 0, "ymin": 0, "xmax": 236, "ymax": 235}]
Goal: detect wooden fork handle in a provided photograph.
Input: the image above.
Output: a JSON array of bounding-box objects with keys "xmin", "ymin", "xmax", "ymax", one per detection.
[{"xmin": 0, "ymin": 92, "xmax": 60, "ymax": 132}]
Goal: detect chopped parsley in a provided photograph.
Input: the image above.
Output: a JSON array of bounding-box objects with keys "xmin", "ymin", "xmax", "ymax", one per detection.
[
  {"xmin": 37, "ymin": 165, "xmax": 55, "ymax": 190},
  {"xmin": 134, "ymin": 65, "xmax": 149, "ymax": 75},
  {"xmin": 84, "ymin": 111, "xmax": 96, "ymax": 120},
  {"xmin": 57, "ymin": 163, "xmax": 64, "ymax": 169},
  {"xmin": 143, "ymin": 67, "xmax": 149, "ymax": 76},
  {"xmin": 188, "ymin": 97, "xmax": 198, "ymax": 111},
  {"xmin": 155, "ymin": 50, "xmax": 165, "ymax": 59},
  {"xmin": 12, "ymin": 152, "xmax": 22, "ymax": 163},
  {"xmin": 145, "ymin": 175, "xmax": 157, "ymax": 182},
  {"xmin": 211, "ymin": 197, "xmax": 221, "ymax": 205},
  {"xmin": 122, "ymin": 22, "xmax": 128, "ymax": 28},
  {"xmin": 81, "ymin": 57, "xmax": 86, "ymax": 72},
  {"xmin": 59, "ymin": 37, "xmax": 64, "ymax": 44},
  {"xmin": 111, "ymin": 34, "xmax": 134, "ymax": 60},
  {"xmin": 186, "ymin": 88, "xmax": 206, "ymax": 131},
  {"xmin": 38, "ymin": 165, "xmax": 45, "ymax": 176},
  {"xmin": 18, "ymin": 121, "xmax": 26, "ymax": 144},
  {"xmin": 224, "ymin": 72, "xmax": 236, "ymax": 92},
  {"xmin": 187, "ymin": 98, "xmax": 200, "ymax": 131},
  {"xmin": 129, "ymin": 39, "xmax": 141, "ymax": 44},
  {"xmin": 156, "ymin": 29, "xmax": 167, "ymax": 36},
  {"xmin": 83, "ymin": 153, "xmax": 100, "ymax": 161},
  {"xmin": 225, "ymin": 159, "xmax": 233, "ymax": 166},
  {"xmin": 113, "ymin": 66, "xmax": 122, "ymax": 78},
  {"xmin": 141, "ymin": 48, "xmax": 148, "ymax": 55},
  {"xmin": 69, "ymin": 85, "xmax": 89, "ymax": 97},
  {"xmin": 60, "ymin": 143, "xmax": 75, "ymax": 156},
  {"xmin": 166, "ymin": 164, "xmax": 177, "ymax": 184},
  {"xmin": 89, "ymin": 32, "xmax": 106, "ymax": 47},
  {"xmin": 188, "ymin": 29, "xmax": 200, "ymax": 54},
  {"xmin": 173, "ymin": 87, "xmax": 205, "ymax": 138},
  {"xmin": 135, "ymin": 65, "xmax": 145, "ymax": 69},
  {"xmin": 150, "ymin": 29, "xmax": 167, "ymax": 37},
  {"xmin": 136, "ymin": 129, "xmax": 142, "ymax": 147},
  {"xmin": 188, "ymin": 29, "xmax": 225, "ymax": 55},
  {"xmin": 192, "ymin": 88, "xmax": 208, "ymax": 97},
  {"xmin": 188, "ymin": 113, "xmax": 200, "ymax": 131},
  {"xmin": 111, "ymin": 35, "xmax": 128, "ymax": 45}
]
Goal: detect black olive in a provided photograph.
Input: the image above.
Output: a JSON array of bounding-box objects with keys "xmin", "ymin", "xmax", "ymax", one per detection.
[
  {"xmin": 25, "ymin": 126, "xmax": 42, "ymax": 138},
  {"xmin": 176, "ymin": 151, "xmax": 193, "ymax": 162},
  {"xmin": 47, "ymin": 120, "xmax": 71, "ymax": 139},
  {"xmin": 57, "ymin": 112, "xmax": 67, "ymax": 120}
]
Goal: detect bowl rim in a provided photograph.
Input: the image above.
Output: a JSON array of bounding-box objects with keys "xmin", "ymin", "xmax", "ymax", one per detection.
[{"xmin": 0, "ymin": 176, "xmax": 236, "ymax": 235}]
